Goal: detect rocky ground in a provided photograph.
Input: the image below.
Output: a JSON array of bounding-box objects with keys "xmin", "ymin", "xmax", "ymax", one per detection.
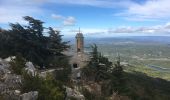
[
  {"xmin": 0, "ymin": 54, "xmax": 123, "ymax": 100},
  {"xmin": 0, "ymin": 57, "xmax": 38, "ymax": 100}
]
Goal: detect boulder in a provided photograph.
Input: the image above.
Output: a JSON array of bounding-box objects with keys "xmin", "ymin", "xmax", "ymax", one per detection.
[
  {"xmin": 20, "ymin": 91, "xmax": 38, "ymax": 100},
  {"xmin": 0, "ymin": 59, "xmax": 10, "ymax": 79},
  {"xmin": 39, "ymin": 69, "xmax": 56, "ymax": 78},
  {"xmin": 4, "ymin": 56, "xmax": 16, "ymax": 62},
  {"xmin": 4, "ymin": 74, "xmax": 22, "ymax": 89},
  {"xmin": 25, "ymin": 62, "xmax": 37, "ymax": 76},
  {"xmin": 2, "ymin": 90, "xmax": 21, "ymax": 100},
  {"xmin": 65, "ymin": 87, "xmax": 85, "ymax": 100}
]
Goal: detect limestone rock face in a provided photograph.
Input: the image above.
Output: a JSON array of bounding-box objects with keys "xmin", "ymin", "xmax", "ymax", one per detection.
[
  {"xmin": 20, "ymin": 91, "xmax": 38, "ymax": 100},
  {"xmin": 25, "ymin": 62, "xmax": 37, "ymax": 76},
  {"xmin": 0, "ymin": 59, "xmax": 10, "ymax": 79},
  {"xmin": 65, "ymin": 87, "xmax": 85, "ymax": 100},
  {"xmin": 4, "ymin": 74, "xmax": 22, "ymax": 89},
  {"xmin": 4, "ymin": 56, "xmax": 16, "ymax": 62},
  {"xmin": 0, "ymin": 58, "xmax": 39, "ymax": 100},
  {"xmin": 2, "ymin": 90, "xmax": 21, "ymax": 100},
  {"xmin": 39, "ymin": 69, "xmax": 56, "ymax": 78},
  {"xmin": 83, "ymin": 82, "xmax": 102, "ymax": 96},
  {"xmin": 0, "ymin": 58, "xmax": 23, "ymax": 100}
]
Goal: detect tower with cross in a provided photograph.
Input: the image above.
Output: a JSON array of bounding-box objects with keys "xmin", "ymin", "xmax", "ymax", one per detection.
[{"xmin": 75, "ymin": 28, "xmax": 84, "ymax": 53}]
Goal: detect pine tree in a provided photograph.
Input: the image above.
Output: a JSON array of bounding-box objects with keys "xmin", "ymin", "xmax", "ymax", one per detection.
[
  {"xmin": 110, "ymin": 55, "xmax": 127, "ymax": 94},
  {"xmin": 112, "ymin": 55, "xmax": 123, "ymax": 78},
  {"xmin": 9, "ymin": 19, "xmax": 49, "ymax": 67},
  {"xmin": 83, "ymin": 44, "xmax": 112, "ymax": 81},
  {"xmin": 48, "ymin": 27, "xmax": 69, "ymax": 55},
  {"xmin": 0, "ymin": 16, "xmax": 69, "ymax": 68},
  {"xmin": 10, "ymin": 55, "xmax": 26, "ymax": 75},
  {"xmin": 23, "ymin": 16, "xmax": 44, "ymax": 38}
]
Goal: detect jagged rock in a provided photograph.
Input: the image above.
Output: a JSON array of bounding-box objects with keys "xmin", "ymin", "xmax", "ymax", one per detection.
[
  {"xmin": 14, "ymin": 90, "xmax": 21, "ymax": 95},
  {"xmin": 25, "ymin": 62, "xmax": 37, "ymax": 76},
  {"xmin": 0, "ymin": 58, "xmax": 39, "ymax": 100},
  {"xmin": 65, "ymin": 87, "xmax": 85, "ymax": 100},
  {"xmin": 0, "ymin": 59, "xmax": 10, "ymax": 79},
  {"xmin": 20, "ymin": 91, "xmax": 38, "ymax": 100},
  {"xmin": 4, "ymin": 56, "xmax": 16, "ymax": 62},
  {"xmin": 0, "ymin": 58, "xmax": 22, "ymax": 100},
  {"xmin": 4, "ymin": 74, "xmax": 22, "ymax": 89},
  {"xmin": 109, "ymin": 92, "xmax": 130, "ymax": 100},
  {"xmin": 84, "ymin": 82, "xmax": 102, "ymax": 95},
  {"xmin": 39, "ymin": 69, "xmax": 56, "ymax": 78},
  {"xmin": 2, "ymin": 90, "xmax": 21, "ymax": 100},
  {"xmin": 1, "ymin": 90, "xmax": 38, "ymax": 100},
  {"xmin": 0, "ymin": 82, "xmax": 8, "ymax": 94}
]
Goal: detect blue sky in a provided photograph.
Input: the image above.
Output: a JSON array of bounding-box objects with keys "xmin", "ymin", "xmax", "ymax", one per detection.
[{"xmin": 1, "ymin": 0, "xmax": 170, "ymax": 37}]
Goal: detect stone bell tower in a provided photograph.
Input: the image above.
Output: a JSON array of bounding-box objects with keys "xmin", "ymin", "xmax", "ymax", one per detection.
[{"xmin": 76, "ymin": 28, "xmax": 84, "ymax": 53}]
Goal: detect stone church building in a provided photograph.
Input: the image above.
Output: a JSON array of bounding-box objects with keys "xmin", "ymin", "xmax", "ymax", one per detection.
[{"xmin": 68, "ymin": 29, "xmax": 90, "ymax": 80}]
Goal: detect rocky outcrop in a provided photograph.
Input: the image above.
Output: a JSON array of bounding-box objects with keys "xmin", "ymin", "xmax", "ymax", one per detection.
[
  {"xmin": 0, "ymin": 58, "xmax": 39, "ymax": 100},
  {"xmin": 65, "ymin": 87, "xmax": 85, "ymax": 100},
  {"xmin": 0, "ymin": 58, "xmax": 21, "ymax": 100},
  {"xmin": 20, "ymin": 91, "xmax": 38, "ymax": 100},
  {"xmin": 4, "ymin": 74, "xmax": 22, "ymax": 89},
  {"xmin": 1, "ymin": 90, "xmax": 21, "ymax": 100},
  {"xmin": 109, "ymin": 92, "xmax": 130, "ymax": 100},
  {"xmin": 84, "ymin": 82, "xmax": 102, "ymax": 95},
  {"xmin": 4, "ymin": 56, "xmax": 16, "ymax": 62},
  {"xmin": 39, "ymin": 69, "xmax": 56, "ymax": 78},
  {"xmin": 0, "ymin": 58, "xmax": 11, "ymax": 80},
  {"xmin": 25, "ymin": 62, "xmax": 37, "ymax": 76}
]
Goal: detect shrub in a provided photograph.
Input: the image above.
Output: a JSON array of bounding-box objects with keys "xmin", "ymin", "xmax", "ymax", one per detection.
[
  {"xmin": 22, "ymin": 72, "xmax": 65, "ymax": 100},
  {"xmin": 10, "ymin": 55, "xmax": 26, "ymax": 75}
]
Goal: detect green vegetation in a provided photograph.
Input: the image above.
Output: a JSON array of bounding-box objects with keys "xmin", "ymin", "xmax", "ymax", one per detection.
[
  {"xmin": 1, "ymin": 16, "xmax": 170, "ymax": 100},
  {"xmin": 0, "ymin": 16, "xmax": 71, "ymax": 100},
  {"xmin": 22, "ymin": 73, "xmax": 65, "ymax": 100},
  {"xmin": 124, "ymin": 72, "xmax": 170, "ymax": 100},
  {"xmin": 82, "ymin": 44, "xmax": 127, "ymax": 99},
  {"xmin": 83, "ymin": 44, "xmax": 170, "ymax": 100},
  {"xmin": 96, "ymin": 43, "xmax": 170, "ymax": 80},
  {"xmin": 82, "ymin": 87, "xmax": 107, "ymax": 100},
  {"xmin": 125, "ymin": 65, "xmax": 170, "ymax": 80},
  {"xmin": 0, "ymin": 16, "xmax": 69, "ymax": 68},
  {"xmin": 83, "ymin": 44, "xmax": 113, "ymax": 82},
  {"xmin": 8, "ymin": 54, "xmax": 68, "ymax": 100},
  {"xmin": 10, "ymin": 55, "xmax": 26, "ymax": 75}
]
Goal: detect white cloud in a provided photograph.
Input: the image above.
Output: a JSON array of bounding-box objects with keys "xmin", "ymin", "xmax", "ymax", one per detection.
[
  {"xmin": 109, "ymin": 26, "xmax": 135, "ymax": 33},
  {"xmin": 117, "ymin": 0, "xmax": 170, "ymax": 21},
  {"xmin": 109, "ymin": 22, "xmax": 170, "ymax": 34},
  {"xmin": 49, "ymin": 0, "xmax": 170, "ymax": 21},
  {"xmin": 51, "ymin": 14, "xmax": 76, "ymax": 26},
  {"xmin": 65, "ymin": 22, "xmax": 170, "ymax": 36},
  {"xmin": 0, "ymin": 0, "xmax": 43, "ymax": 24},
  {"xmin": 63, "ymin": 16, "xmax": 76, "ymax": 26},
  {"xmin": 52, "ymin": 0, "xmax": 134, "ymax": 8},
  {"xmin": 51, "ymin": 14, "xmax": 64, "ymax": 20},
  {"xmin": 61, "ymin": 23, "xmax": 170, "ymax": 37},
  {"xmin": 68, "ymin": 28, "xmax": 107, "ymax": 35}
]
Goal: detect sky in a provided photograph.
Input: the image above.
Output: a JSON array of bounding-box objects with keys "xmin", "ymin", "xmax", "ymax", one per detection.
[{"xmin": 1, "ymin": 0, "xmax": 170, "ymax": 37}]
